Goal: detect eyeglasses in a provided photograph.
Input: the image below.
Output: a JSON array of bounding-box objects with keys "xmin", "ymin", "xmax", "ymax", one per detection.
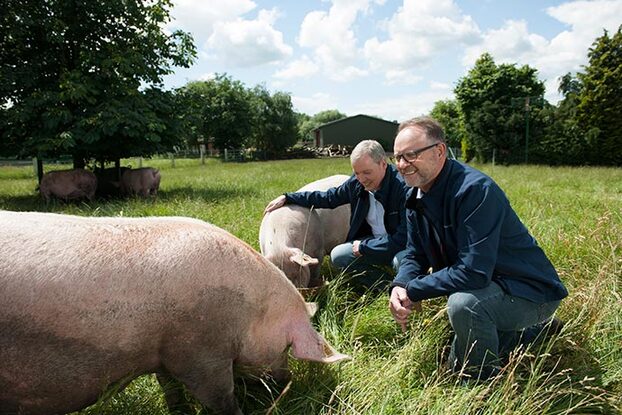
[{"xmin": 392, "ymin": 142, "xmax": 440, "ymax": 164}]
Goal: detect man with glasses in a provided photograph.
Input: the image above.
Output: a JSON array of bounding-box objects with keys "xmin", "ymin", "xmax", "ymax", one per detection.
[
  {"xmin": 389, "ymin": 116, "xmax": 567, "ymax": 381},
  {"xmin": 264, "ymin": 140, "xmax": 408, "ymax": 289}
]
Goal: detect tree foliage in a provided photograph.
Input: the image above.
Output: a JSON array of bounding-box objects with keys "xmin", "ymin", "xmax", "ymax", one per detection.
[
  {"xmin": 429, "ymin": 99, "xmax": 466, "ymax": 151},
  {"xmin": 176, "ymin": 76, "xmax": 299, "ymax": 156},
  {"xmin": 454, "ymin": 53, "xmax": 545, "ymax": 164},
  {"xmin": 537, "ymin": 73, "xmax": 586, "ymax": 165},
  {"xmin": 534, "ymin": 26, "xmax": 622, "ymax": 167},
  {"xmin": 249, "ymin": 86, "xmax": 298, "ymax": 157},
  {"xmin": 0, "ymin": 0, "xmax": 196, "ymax": 166},
  {"xmin": 577, "ymin": 25, "xmax": 622, "ymax": 166},
  {"xmin": 177, "ymin": 75, "xmax": 252, "ymax": 150}
]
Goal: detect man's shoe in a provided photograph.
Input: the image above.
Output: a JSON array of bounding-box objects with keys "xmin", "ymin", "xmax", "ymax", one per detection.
[{"xmin": 521, "ymin": 317, "xmax": 564, "ymax": 346}]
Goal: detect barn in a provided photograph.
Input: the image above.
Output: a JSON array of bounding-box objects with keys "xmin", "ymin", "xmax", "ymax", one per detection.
[{"xmin": 313, "ymin": 114, "xmax": 399, "ymax": 152}]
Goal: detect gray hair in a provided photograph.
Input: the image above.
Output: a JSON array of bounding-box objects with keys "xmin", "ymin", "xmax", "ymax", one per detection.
[
  {"xmin": 398, "ymin": 116, "xmax": 446, "ymax": 144},
  {"xmin": 350, "ymin": 140, "xmax": 386, "ymax": 164}
]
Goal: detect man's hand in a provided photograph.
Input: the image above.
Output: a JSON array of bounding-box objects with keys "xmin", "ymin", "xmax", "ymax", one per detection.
[
  {"xmin": 389, "ymin": 286, "xmax": 422, "ymax": 332},
  {"xmin": 352, "ymin": 240, "xmax": 362, "ymax": 257},
  {"xmin": 264, "ymin": 195, "xmax": 287, "ymax": 214}
]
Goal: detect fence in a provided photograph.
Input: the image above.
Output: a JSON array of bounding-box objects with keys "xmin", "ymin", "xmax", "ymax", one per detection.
[{"xmin": 1, "ymin": 146, "xmax": 464, "ymax": 171}]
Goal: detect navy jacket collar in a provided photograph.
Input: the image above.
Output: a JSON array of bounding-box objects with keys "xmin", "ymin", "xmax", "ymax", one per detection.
[{"xmin": 405, "ymin": 159, "xmax": 453, "ymax": 210}]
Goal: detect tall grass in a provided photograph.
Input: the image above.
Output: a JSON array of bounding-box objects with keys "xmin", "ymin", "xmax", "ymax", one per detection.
[{"xmin": 0, "ymin": 158, "xmax": 620, "ymax": 414}]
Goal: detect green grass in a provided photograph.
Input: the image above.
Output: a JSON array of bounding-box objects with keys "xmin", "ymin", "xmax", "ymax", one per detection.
[{"xmin": 1, "ymin": 158, "xmax": 620, "ymax": 414}]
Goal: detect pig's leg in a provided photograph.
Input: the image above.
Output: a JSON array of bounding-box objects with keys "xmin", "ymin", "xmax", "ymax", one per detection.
[
  {"xmin": 156, "ymin": 371, "xmax": 195, "ymax": 414},
  {"xmin": 308, "ymin": 264, "xmax": 323, "ymax": 287},
  {"xmin": 174, "ymin": 358, "xmax": 242, "ymax": 415}
]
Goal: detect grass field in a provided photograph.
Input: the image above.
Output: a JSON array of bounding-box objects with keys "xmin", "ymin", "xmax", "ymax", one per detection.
[{"xmin": 1, "ymin": 157, "xmax": 621, "ymax": 414}]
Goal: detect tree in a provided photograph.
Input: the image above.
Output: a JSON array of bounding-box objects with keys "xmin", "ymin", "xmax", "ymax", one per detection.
[
  {"xmin": 577, "ymin": 25, "xmax": 622, "ymax": 166},
  {"xmin": 0, "ymin": 0, "xmax": 196, "ymax": 167},
  {"xmin": 295, "ymin": 112, "xmax": 312, "ymax": 143},
  {"xmin": 429, "ymin": 99, "xmax": 466, "ymax": 152},
  {"xmin": 177, "ymin": 75, "xmax": 252, "ymax": 150},
  {"xmin": 537, "ymin": 73, "xmax": 586, "ymax": 165},
  {"xmin": 249, "ymin": 86, "xmax": 298, "ymax": 158},
  {"xmin": 298, "ymin": 109, "xmax": 347, "ymax": 143},
  {"xmin": 454, "ymin": 53, "xmax": 545, "ymax": 164}
]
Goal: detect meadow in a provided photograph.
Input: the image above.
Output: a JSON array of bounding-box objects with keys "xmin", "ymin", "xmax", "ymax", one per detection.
[{"xmin": 0, "ymin": 157, "xmax": 620, "ymax": 414}]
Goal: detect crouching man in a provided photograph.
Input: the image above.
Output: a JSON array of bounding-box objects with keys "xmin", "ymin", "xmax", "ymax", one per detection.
[
  {"xmin": 265, "ymin": 140, "xmax": 408, "ymax": 289},
  {"xmin": 388, "ymin": 117, "xmax": 568, "ymax": 381}
]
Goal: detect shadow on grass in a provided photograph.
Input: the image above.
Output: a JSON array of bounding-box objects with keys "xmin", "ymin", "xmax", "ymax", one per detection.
[
  {"xmin": 544, "ymin": 333, "xmax": 621, "ymax": 413},
  {"xmin": 0, "ymin": 195, "xmax": 52, "ymax": 212},
  {"xmin": 0, "ymin": 184, "xmax": 260, "ymax": 212}
]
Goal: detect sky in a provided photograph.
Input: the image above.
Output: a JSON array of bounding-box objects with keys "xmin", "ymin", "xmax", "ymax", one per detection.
[{"xmin": 163, "ymin": 0, "xmax": 622, "ymax": 122}]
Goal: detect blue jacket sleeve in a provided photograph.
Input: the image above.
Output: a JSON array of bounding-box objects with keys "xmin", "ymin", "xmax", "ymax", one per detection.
[
  {"xmin": 392, "ymin": 209, "xmax": 431, "ymax": 289},
  {"xmin": 394, "ymin": 183, "xmax": 506, "ymax": 302},
  {"xmin": 284, "ymin": 179, "xmax": 353, "ymax": 209}
]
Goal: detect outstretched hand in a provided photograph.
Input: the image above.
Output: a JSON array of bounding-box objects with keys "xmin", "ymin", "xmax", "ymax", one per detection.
[
  {"xmin": 389, "ymin": 286, "xmax": 421, "ymax": 332},
  {"xmin": 264, "ymin": 195, "xmax": 287, "ymax": 214}
]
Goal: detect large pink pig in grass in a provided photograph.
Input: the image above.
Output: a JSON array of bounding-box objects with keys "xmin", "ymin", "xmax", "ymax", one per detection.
[{"xmin": 0, "ymin": 210, "xmax": 349, "ymax": 415}]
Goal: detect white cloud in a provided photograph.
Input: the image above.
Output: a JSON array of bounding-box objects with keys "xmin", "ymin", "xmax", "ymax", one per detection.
[
  {"xmin": 384, "ymin": 69, "xmax": 423, "ymax": 85},
  {"xmin": 291, "ymin": 92, "xmax": 337, "ymax": 116},
  {"xmin": 462, "ymin": 0, "xmax": 622, "ymax": 103},
  {"xmin": 168, "ymin": 0, "xmax": 257, "ymax": 43},
  {"xmin": 364, "ymin": 0, "xmax": 480, "ymax": 82},
  {"xmin": 462, "ymin": 20, "xmax": 548, "ymax": 67},
  {"xmin": 274, "ymin": 55, "xmax": 320, "ymax": 80},
  {"xmin": 297, "ymin": 0, "xmax": 372, "ymax": 81},
  {"xmin": 352, "ymin": 89, "xmax": 455, "ymax": 123},
  {"xmin": 429, "ymin": 81, "xmax": 452, "ymax": 90},
  {"xmin": 206, "ymin": 9, "xmax": 293, "ymax": 67},
  {"xmin": 543, "ymin": 77, "xmax": 563, "ymax": 104},
  {"xmin": 542, "ymin": 0, "xmax": 622, "ymax": 74},
  {"xmin": 197, "ymin": 72, "xmax": 217, "ymax": 82}
]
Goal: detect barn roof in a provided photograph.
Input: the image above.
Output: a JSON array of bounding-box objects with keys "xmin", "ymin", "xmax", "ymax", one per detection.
[{"xmin": 313, "ymin": 114, "xmax": 398, "ymax": 131}]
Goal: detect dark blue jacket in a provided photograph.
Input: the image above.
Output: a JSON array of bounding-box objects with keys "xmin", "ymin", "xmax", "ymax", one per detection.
[
  {"xmin": 392, "ymin": 159, "xmax": 568, "ymax": 303},
  {"xmin": 285, "ymin": 165, "xmax": 408, "ymax": 261}
]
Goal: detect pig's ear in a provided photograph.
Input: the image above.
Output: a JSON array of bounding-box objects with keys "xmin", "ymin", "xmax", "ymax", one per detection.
[
  {"xmin": 289, "ymin": 249, "xmax": 319, "ymax": 266},
  {"xmin": 290, "ymin": 326, "xmax": 350, "ymax": 364}
]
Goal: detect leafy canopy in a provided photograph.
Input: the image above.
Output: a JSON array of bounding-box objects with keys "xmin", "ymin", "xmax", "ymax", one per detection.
[
  {"xmin": 429, "ymin": 99, "xmax": 466, "ymax": 150},
  {"xmin": 176, "ymin": 75, "xmax": 300, "ymax": 157},
  {"xmin": 177, "ymin": 75, "xmax": 252, "ymax": 150},
  {"xmin": 0, "ymin": 0, "xmax": 196, "ymax": 164},
  {"xmin": 454, "ymin": 53, "xmax": 545, "ymax": 164},
  {"xmin": 577, "ymin": 25, "xmax": 622, "ymax": 166}
]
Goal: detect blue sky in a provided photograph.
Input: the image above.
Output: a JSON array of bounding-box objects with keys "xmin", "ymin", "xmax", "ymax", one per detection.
[{"xmin": 164, "ymin": 0, "xmax": 622, "ymax": 122}]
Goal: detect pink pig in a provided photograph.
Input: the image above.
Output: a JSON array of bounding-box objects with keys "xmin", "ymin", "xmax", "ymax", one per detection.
[
  {"xmin": 120, "ymin": 167, "xmax": 161, "ymax": 197},
  {"xmin": 0, "ymin": 211, "xmax": 349, "ymax": 415},
  {"xmin": 39, "ymin": 168, "xmax": 97, "ymax": 202},
  {"xmin": 260, "ymin": 175, "xmax": 351, "ymax": 287}
]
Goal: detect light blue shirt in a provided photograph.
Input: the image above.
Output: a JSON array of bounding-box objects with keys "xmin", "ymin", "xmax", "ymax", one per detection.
[{"xmin": 366, "ymin": 191, "xmax": 387, "ymax": 238}]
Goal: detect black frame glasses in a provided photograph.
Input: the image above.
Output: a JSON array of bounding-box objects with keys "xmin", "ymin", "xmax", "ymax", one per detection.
[{"xmin": 392, "ymin": 142, "xmax": 440, "ymax": 164}]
